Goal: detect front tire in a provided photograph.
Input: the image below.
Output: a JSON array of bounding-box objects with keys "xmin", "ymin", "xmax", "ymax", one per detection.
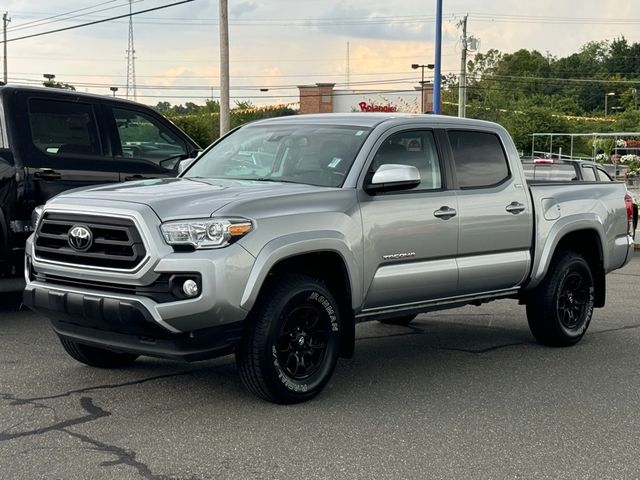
[
  {"xmin": 59, "ymin": 337, "xmax": 139, "ymax": 368},
  {"xmin": 236, "ymin": 274, "xmax": 341, "ymax": 404},
  {"xmin": 526, "ymin": 251, "xmax": 594, "ymax": 347}
]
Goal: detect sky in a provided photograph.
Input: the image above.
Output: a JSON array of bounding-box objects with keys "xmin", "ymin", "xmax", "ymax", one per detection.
[{"xmin": 2, "ymin": 0, "xmax": 640, "ymax": 107}]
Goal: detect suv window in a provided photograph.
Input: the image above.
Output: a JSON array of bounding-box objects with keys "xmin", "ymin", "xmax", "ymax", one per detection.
[
  {"xmin": 449, "ymin": 130, "xmax": 509, "ymax": 188},
  {"xmin": 112, "ymin": 108, "xmax": 187, "ymax": 169},
  {"xmin": 370, "ymin": 130, "xmax": 442, "ymax": 190},
  {"xmin": 28, "ymin": 98, "xmax": 101, "ymax": 156},
  {"xmin": 581, "ymin": 165, "xmax": 597, "ymax": 181},
  {"xmin": 522, "ymin": 163, "xmax": 577, "ymax": 181},
  {"xmin": 596, "ymin": 168, "xmax": 613, "ymax": 181}
]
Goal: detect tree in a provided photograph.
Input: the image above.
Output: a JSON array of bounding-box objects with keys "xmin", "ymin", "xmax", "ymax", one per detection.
[{"xmin": 43, "ymin": 79, "xmax": 75, "ymax": 90}]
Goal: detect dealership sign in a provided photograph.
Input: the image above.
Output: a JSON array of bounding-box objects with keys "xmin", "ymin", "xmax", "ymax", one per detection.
[
  {"xmin": 332, "ymin": 90, "xmax": 426, "ymax": 114},
  {"xmin": 358, "ymin": 101, "xmax": 398, "ymax": 112}
]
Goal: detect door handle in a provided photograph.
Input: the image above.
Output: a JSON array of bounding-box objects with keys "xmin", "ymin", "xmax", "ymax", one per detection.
[
  {"xmin": 433, "ymin": 206, "xmax": 457, "ymax": 220},
  {"xmin": 33, "ymin": 169, "xmax": 62, "ymax": 181},
  {"xmin": 506, "ymin": 201, "xmax": 526, "ymax": 214}
]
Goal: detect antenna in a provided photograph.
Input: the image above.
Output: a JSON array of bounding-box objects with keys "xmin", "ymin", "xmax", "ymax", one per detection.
[
  {"xmin": 125, "ymin": 0, "xmax": 137, "ymax": 101},
  {"xmin": 346, "ymin": 41, "xmax": 350, "ymax": 87}
]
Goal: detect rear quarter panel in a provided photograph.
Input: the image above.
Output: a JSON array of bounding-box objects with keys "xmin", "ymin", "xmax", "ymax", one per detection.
[{"xmin": 527, "ymin": 181, "xmax": 631, "ymax": 289}]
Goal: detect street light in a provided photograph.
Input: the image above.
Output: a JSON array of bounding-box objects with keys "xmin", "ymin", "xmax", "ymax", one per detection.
[
  {"xmin": 412, "ymin": 63, "xmax": 435, "ymax": 113},
  {"xmin": 110, "ymin": 86, "xmax": 118, "ymax": 97},
  {"xmin": 605, "ymin": 92, "xmax": 616, "ymax": 116},
  {"xmin": 42, "ymin": 73, "xmax": 55, "ymax": 87}
]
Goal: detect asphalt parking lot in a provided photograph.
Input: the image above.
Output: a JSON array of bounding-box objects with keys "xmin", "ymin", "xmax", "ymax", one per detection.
[{"xmin": 1, "ymin": 255, "xmax": 639, "ymax": 480}]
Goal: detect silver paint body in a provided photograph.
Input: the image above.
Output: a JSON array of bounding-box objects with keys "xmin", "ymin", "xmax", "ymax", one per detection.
[{"xmin": 24, "ymin": 114, "xmax": 635, "ymax": 333}]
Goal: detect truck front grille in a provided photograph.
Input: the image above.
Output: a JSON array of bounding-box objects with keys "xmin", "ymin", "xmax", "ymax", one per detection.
[{"xmin": 34, "ymin": 212, "xmax": 147, "ymax": 270}]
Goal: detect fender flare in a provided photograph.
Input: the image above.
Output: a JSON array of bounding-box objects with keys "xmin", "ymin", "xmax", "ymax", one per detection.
[
  {"xmin": 240, "ymin": 230, "xmax": 362, "ymax": 312},
  {"xmin": 528, "ymin": 214, "xmax": 606, "ymax": 289}
]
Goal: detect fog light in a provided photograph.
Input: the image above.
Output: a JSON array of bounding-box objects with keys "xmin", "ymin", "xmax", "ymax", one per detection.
[{"xmin": 182, "ymin": 279, "xmax": 199, "ymax": 297}]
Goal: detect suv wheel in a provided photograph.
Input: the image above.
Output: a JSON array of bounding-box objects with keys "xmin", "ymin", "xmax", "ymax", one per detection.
[
  {"xmin": 237, "ymin": 274, "xmax": 341, "ymax": 404},
  {"xmin": 526, "ymin": 251, "xmax": 594, "ymax": 346}
]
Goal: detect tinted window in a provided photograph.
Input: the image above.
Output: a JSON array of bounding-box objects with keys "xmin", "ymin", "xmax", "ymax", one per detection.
[
  {"xmin": 28, "ymin": 98, "xmax": 101, "ymax": 156},
  {"xmin": 449, "ymin": 131, "xmax": 509, "ymax": 188},
  {"xmin": 581, "ymin": 166, "xmax": 597, "ymax": 181},
  {"xmin": 370, "ymin": 130, "xmax": 442, "ymax": 190},
  {"xmin": 112, "ymin": 108, "xmax": 187, "ymax": 170},
  {"xmin": 522, "ymin": 163, "xmax": 577, "ymax": 181}
]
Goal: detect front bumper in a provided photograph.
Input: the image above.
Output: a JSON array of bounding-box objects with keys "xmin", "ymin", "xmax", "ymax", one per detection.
[
  {"xmin": 24, "ymin": 201, "xmax": 258, "ymax": 359},
  {"xmin": 23, "ymin": 284, "xmax": 242, "ymax": 361}
]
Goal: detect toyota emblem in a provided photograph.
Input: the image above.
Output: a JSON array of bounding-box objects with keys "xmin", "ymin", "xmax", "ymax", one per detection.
[{"xmin": 68, "ymin": 225, "xmax": 93, "ymax": 252}]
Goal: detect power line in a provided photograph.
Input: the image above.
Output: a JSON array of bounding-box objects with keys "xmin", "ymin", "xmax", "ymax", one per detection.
[
  {"xmin": 2, "ymin": 0, "xmax": 195, "ymax": 43},
  {"xmin": 7, "ymin": 1, "xmax": 138, "ymax": 33}
]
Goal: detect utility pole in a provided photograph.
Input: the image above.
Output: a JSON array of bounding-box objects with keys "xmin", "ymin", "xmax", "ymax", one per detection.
[
  {"xmin": 346, "ymin": 41, "xmax": 350, "ymax": 87},
  {"xmin": 458, "ymin": 14, "xmax": 468, "ymax": 118},
  {"xmin": 433, "ymin": 0, "xmax": 442, "ymax": 114},
  {"xmin": 3, "ymin": 12, "xmax": 10, "ymax": 84},
  {"xmin": 125, "ymin": 0, "xmax": 137, "ymax": 100},
  {"xmin": 219, "ymin": 0, "xmax": 230, "ymax": 136}
]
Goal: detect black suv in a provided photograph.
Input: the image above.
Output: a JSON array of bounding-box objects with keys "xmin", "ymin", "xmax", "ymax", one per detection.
[{"xmin": 0, "ymin": 85, "xmax": 200, "ymax": 281}]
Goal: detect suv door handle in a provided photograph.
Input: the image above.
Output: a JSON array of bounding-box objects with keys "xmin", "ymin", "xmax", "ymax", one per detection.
[
  {"xmin": 124, "ymin": 174, "xmax": 144, "ymax": 181},
  {"xmin": 506, "ymin": 201, "xmax": 526, "ymax": 214},
  {"xmin": 433, "ymin": 206, "xmax": 457, "ymax": 220},
  {"xmin": 33, "ymin": 169, "xmax": 62, "ymax": 181}
]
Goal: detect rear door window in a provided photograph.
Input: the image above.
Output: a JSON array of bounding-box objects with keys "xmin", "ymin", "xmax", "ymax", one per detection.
[
  {"xmin": 28, "ymin": 98, "xmax": 102, "ymax": 157},
  {"xmin": 448, "ymin": 130, "xmax": 509, "ymax": 188}
]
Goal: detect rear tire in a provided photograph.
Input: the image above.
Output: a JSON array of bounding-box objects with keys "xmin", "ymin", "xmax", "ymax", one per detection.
[
  {"xmin": 236, "ymin": 274, "xmax": 341, "ymax": 404},
  {"xmin": 526, "ymin": 251, "xmax": 594, "ymax": 347},
  {"xmin": 378, "ymin": 314, "xmax": 417, "ymax": 326},
  {"xmin": 59, "ymin": 337, "xmax": 139, "ymax": 368}
]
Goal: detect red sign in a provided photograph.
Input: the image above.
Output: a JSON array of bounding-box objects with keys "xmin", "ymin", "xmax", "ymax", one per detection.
[{"xmin": 358, "ymin": 101, "xmax": 397, "ymax": 112}]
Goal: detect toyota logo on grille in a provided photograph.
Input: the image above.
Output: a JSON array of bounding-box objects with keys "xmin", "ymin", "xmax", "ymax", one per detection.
[{"xmin": 68, "ymin": 225, "xmax": 93, "ymax": 252}]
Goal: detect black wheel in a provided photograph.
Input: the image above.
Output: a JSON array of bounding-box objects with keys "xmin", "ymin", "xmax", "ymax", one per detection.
[
  {"xmin": 59, "ymin": 337, "xmax": 139, "ymax": 368},
  {"xmin": 526, "ymin": 251, "xmax": 595, "ymax": 347},
  {"xmin": 378, "ymin": 314, "xmax": 417, "ymax": 326},
  {"xmin": 236, "ymin": 274, "xmax": 341, "ymax": 404}
]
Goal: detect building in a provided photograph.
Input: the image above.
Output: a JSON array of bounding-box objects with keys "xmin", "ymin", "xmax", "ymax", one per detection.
[{"xmin": 298, "ymin": 83, "xmax": 435, "ymax": 115}]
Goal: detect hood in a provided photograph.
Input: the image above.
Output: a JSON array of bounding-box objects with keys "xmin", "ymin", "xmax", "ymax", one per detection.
[{"xmin": 54, "ymin": 177, "xmax": 330, "ymax": 221}]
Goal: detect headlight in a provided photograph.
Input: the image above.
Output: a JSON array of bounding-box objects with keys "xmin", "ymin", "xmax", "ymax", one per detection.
[
  {"xmin": 160, "ymin": 218, "xmax": 253, "ymax": 249},
  {"xmin": 31, "ymin": 205, "xmax": 44, "ymax": 231}
]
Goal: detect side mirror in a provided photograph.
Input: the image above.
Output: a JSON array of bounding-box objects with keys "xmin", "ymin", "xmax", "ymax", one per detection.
[
  {"xmin": 365, "ymin": 164, "xmax": 421, "ymax": 194},
  {"xmin": 178, "ymin": 158, "xmax": 195, "ymax": 175}
]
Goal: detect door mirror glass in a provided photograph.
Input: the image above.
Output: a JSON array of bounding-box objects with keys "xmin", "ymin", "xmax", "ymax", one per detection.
[{"xmin": 366, "ymin": 164, "xmax": 421, "ymax": 193}]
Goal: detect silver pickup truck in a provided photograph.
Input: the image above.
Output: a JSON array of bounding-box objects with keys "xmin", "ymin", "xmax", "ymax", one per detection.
[{"xmin": 24, "ymin": 114, "xmax": 635, "ymax": 404}]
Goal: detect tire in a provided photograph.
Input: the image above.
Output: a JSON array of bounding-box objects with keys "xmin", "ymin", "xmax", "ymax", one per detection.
[
  {"xmin": 236, "ymin": 274, "xmax": 341, "ymax": 404},
  {"xmin": 526, "ymin": 251, "xmax": 595, "ymax": 347},
  {"xmin": 378, "ymin": 314, "xmax": 417, "ymax": 326},
  {"xmin": 59, "ymin": 337, "xmax": 139, "ymax": 368}
]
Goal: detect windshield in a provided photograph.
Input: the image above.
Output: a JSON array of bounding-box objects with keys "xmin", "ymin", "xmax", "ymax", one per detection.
[{"xmin": 184, "ymin": 124, "xmax": 371, "ymax": 187}]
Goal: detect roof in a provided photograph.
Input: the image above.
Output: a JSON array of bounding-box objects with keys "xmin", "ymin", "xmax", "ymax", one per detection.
[
  {"xmin": 249, "ymin": 112, "xmax": 503, "ymax": 129},
  {"xmin": 0, "ymin": 84, "xmax": 146, "ymax": 107}
]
